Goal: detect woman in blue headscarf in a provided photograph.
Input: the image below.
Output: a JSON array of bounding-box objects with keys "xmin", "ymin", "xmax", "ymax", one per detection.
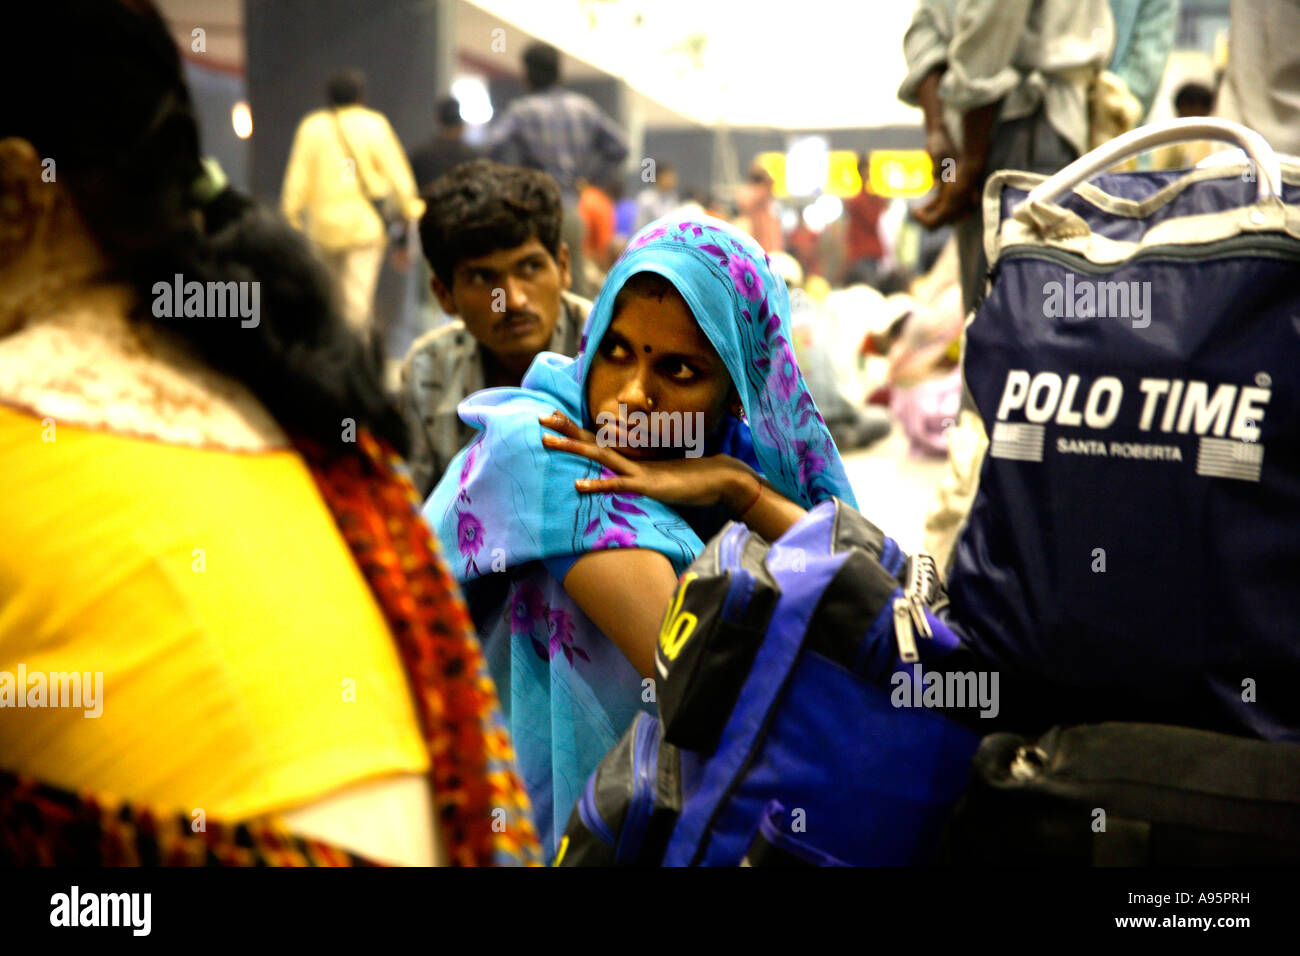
[{"xmin": 425, "ymin": 215, "xmax": 857, "ymax": 857}]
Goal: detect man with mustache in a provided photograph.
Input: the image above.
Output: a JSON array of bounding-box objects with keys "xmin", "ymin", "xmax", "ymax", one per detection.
[{"xmin": 402, "ymin": 160, "xmax": 590, "ymax": 496}]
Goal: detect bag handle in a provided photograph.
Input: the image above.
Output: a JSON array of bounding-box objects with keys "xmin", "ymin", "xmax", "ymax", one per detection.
[{"xmin": 1024, "ymin": 117, "xmax": 1283, "ymax": 208}]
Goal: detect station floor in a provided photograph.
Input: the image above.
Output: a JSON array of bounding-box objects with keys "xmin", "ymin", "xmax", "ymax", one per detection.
[{"xmin": 841, "ymin": 425, "xmax": 948, "ymax": 555}]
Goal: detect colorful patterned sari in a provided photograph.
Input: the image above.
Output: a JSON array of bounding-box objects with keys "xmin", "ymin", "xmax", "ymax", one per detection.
[{"xmin": 425, "ymin": 215, "xmax": 858, "ymax": 857}]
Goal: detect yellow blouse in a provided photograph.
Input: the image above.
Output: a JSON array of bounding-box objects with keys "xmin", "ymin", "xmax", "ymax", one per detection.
[{"xmin": 0, "ymin": 403, "xmax": 430, "ymax": 821}]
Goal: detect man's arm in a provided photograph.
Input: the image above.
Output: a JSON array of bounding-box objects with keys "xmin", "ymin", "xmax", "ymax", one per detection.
[
  {"xmin": 940, "ymin": 0, "xmax": 1035, "ymax": 117},
  {"xmin": 373, "ymin": 116, "xmax": 425, "ymax": 221},
  {"xmin": 280, "ymin": 119, "xmax": 313, "ymax": 231},
  {"xmin": 916, "ymin": 68, "xmax": 957, "ymax": 180},
  {"xmin": 914, "ymin": 99, "xmax": 999, "ymax": 229},
  {"xmin": 586, "ymin": 100, "xmax": 629, "ymax": 184},
  {"xmin": 898, "ymin": 0, "xmax": 953, "ymax": 107},
  {"xmin": 914, "ymin": 0, "xmax": 1032, "ymax": 227},
  {"xmin": 482, "ymin": 103, "xmax": 523, "ymax": 165}
]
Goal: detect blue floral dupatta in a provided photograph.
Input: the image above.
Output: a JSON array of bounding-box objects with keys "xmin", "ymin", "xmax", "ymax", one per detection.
[{"xmin": 425, "ymin": 215, "xmax": 857, "ymax": 857}]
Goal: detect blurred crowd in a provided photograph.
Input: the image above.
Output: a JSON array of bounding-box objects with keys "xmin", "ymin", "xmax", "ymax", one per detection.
[{"xmin": 276, "ymin": 0, "xmax": 1300, "ymax": 501}]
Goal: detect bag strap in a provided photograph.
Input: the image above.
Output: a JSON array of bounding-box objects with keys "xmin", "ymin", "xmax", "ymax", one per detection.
[{"xmin": 329, "ymin": 107, "xmax": 383, "ymax": 203}]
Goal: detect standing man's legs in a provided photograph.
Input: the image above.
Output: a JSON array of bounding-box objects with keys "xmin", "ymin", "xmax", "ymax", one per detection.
[
  {"xmin": 338, "ymin": 242, "xmax": 387, "ymax": 335},
  {"xmin": 317, "ymin": 243, "xmax": 384, "ymax": 335},
  {"xmin": 953, "ymin": 213, "xmax": 986, "ymax": 319},
  {"xmin": 925, "ymin": 110, "xmax": 1079, "ymax": 568},
  {"xmin": 953, "ymin": 110, "xmax": 1078, "ymax": 315}
]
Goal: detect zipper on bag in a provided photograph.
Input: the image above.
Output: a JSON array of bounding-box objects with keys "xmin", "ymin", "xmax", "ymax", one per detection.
[
  {"xmin": 906, "ymin": 551, "xmax": 938, "ymax": 640},
  {"xmin": 998, "ymin": 232, "xmax": 1300, "ymax": 277},
  {"xmin": 893, "ymin": 551, "xmax": 939, "ymax": 663},
  {"xmin": 893, "ymin": 597, "xmax": 918, "ymax": 663}
]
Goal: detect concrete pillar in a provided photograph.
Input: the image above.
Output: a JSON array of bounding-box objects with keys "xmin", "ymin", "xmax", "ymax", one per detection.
[{"xmin": 245, "ymin": 0, "xmax": 444, "ymax": 203}]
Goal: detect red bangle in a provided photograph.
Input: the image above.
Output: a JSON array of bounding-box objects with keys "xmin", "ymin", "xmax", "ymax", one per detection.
[{"xmin": 738, "ymin": 478, "xmax": 763, "ymax": 518}]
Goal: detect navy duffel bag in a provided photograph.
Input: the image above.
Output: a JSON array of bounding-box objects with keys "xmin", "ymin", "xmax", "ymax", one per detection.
[{"xmin": 948, "ymin": 118, "xmax": 1300, "ymax": 741}]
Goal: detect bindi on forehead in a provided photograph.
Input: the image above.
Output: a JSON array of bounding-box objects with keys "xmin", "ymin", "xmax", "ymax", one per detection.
[{"xmin": 643, "ymin": 344, "xmax": 652, "ymax": 353}]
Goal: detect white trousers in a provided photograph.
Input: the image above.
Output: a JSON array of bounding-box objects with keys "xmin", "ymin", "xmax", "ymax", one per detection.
[{"xmin": 320, "ymin": 242, "xmax": 385, "ymax": 334}]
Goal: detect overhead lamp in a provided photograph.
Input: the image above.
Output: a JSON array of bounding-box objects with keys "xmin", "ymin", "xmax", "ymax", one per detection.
[{"xmin": 231, "ymin": 101, "xmax": 252, "ymax": 139}]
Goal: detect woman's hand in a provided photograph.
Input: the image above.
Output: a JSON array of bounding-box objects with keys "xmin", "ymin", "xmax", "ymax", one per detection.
[{"xmin": 538, "ymin": 410, "xmax": 757, "ymax": 512}]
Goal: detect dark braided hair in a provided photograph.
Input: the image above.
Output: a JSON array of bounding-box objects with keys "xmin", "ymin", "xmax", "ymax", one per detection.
[{"xmin": 2, "ymin": 0, "xmax": 407, "ymax": 456}]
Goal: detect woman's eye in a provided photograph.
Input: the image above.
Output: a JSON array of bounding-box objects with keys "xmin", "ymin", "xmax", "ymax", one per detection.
[{"xmin": 667, "ymin": 361, "xmax": 698, "ymax": 382}]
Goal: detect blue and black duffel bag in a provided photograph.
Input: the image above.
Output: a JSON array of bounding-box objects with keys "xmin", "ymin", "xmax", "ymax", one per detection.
[{"xmin": 555, "ymin": 498, "xmax": 986, "ymax": 866}]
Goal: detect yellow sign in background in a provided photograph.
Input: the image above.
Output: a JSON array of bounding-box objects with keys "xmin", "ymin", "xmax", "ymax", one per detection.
[
  {"xmin": 868, "ymin": 150, "xmax": 934, "ymax": 198},
  {"xmin": 755, "ymin": 149, "xmax": 933, "ymax": 199}
]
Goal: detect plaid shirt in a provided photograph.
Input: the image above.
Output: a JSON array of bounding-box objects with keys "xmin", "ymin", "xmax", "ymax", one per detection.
[
  {"xmin": 399, "ymin": 292, "xmax": 591, "ymax": 497},
  {"xmin": 484, "ymin": 89, "xmax": 629, "ymax": 200}
]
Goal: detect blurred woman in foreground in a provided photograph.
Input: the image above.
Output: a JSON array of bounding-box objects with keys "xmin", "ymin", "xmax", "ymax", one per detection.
[{"xmin": 0, "ymin": 0, "xmax": 538, "ymax": 866}]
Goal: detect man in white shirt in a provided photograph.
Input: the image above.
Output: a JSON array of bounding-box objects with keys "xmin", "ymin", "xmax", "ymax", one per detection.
[{"xmin": 1215, "ymin": 0, "xmax": 1300, "ymax": 158}]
